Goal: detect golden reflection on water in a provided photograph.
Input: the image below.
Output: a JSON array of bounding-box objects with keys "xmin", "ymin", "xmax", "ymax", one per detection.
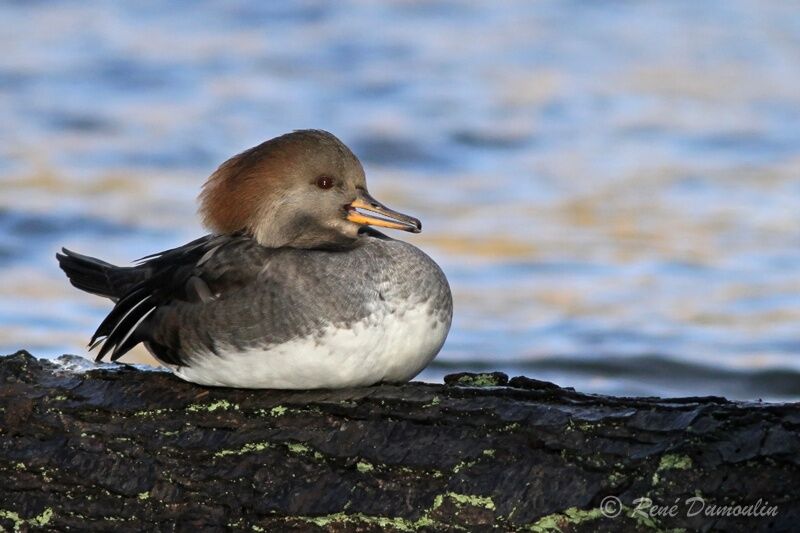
[
  {"xmin": 3, "ymin": 158, "xmax": 800, "ymax": 379},
  {"xmin": 2, "ymin": 0, "xmax": 800, "ymax": 398}
]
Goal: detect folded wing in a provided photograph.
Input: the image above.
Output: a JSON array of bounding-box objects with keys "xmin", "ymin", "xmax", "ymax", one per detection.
[{"xmin": 61, "ymin": 233, "xmax": 267, "ymax": 364}]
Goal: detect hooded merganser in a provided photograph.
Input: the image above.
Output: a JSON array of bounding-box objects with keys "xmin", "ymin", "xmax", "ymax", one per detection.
[{"xmin": 57, "ymin": 130, "xmax": 452, "ymax": 388}]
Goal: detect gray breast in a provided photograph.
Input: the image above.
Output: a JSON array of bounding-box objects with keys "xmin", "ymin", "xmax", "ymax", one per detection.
[{"xmin": 153, "ymin": 233, "xmax": 452, "ymax": 356}]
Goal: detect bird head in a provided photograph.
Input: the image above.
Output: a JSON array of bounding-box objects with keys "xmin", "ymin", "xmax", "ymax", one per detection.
[{"xmin": 199, "ymin": 130, "xmax": 421, "ymax": 249}]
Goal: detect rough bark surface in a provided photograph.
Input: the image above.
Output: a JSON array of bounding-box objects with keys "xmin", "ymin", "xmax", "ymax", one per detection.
[{"xmin": 0, "ymin": 351, "xmax": 798, "ymax": 532}]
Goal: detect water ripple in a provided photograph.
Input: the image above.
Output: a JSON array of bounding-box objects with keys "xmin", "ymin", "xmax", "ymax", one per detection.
[{"xmin": 1, "ymin": 0, "xmax": 799, "ymax": 399}]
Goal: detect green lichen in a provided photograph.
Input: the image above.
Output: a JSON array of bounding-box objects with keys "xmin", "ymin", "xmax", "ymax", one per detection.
[
  {"xmin": 528, "ymin": 506, "xmax": 604, "ymax": 532},
  {"xmin": 580, "ymin": 453, "xmax": 609, "ymax": 469},
  {"xmin": 214, "ymin": 441, "xmax": 273, "ymax": 457},
  {"xmin": 305, "ymin": 512, "xmax": 417, "ymax": 530},
  {"xmin": 137, "ymin": 491, "xmax": 149, "ymax": 500},
  {"xmin": 527, "ymin": 504, "xmax": 677, "ymax": 532},
  {"xmin": 356, "ymin": 461, "xmax": 374, "ymax": 473},
  {"xmin": 434, "ymin": 492, "xmax": 496, "ymax": 511},
  {"xmin": 14, "ymin": 462, "xmax": 25, "ymax": 471},
  {"xmin": 0, "ymin": 507, "xmax": 54, "ymax": 532},
  {"xmin": 292, "ymin": 405, "xmax": 324, "ymax": 416},
  {"xmin": 658, "ymin": 453, "xmax": 692, "ymax": 471},
  {"xmin": 298, "ymin": 511, "xmax": 446, "ymax": 531},
  {"xmin": 32, "ymin": 508, "xmax": 54, "ymax": 527},
  {"xmin": 393, "ymin": 466, "xmax": 441, "ymax": 478},
  {"xmin": 257, "ymin": 405, "xmax": 321, "ymax": 417},
  {"xmin": 482, "ymin": 449, "xmax": 496, "ymax": 457},
  {"xmin": 278, "ymin": 440, "xmax": 325, "ymax": 460},
  {"xmin": 293, "ymin": 492, "xmax": 494, "ymax": 531},
  {"xmin": 286, "ymin": 443, "xmax": 310, "ymax": 454},
  {"xmin": 133, "ymin": 408, "xmax": 172, "ymax": 417},
  {"xmin": 270, "ymin": 405, "xmax": 287, "ymax": 417},
  {"xmin": 653, "ymin": 453, "xmax": 693, "ymax": 484},
  {"xmin": 624, "ymin": 504, "xmax": 664, "ymax": 531},
  {"xmin": 187, "ymin": 399, "xmax": 238, "ymax": 412},
  {"xmin": 423, "ymin": 395, "xmax": 441, "ymax": 407},
  {"xmin": 452, "ymin": 459, "xmax": 477, "ymax": 473},
  {"xmin": 0, "ymin": 510, "xmax": 23, "ymax": 532},
  {"xmin": 569, "ymin": 420, "xmax": 596, "ymax": 432},
  {"xmin": 454, "ymin": 374, "xmax": 504, "ymax": 387}
]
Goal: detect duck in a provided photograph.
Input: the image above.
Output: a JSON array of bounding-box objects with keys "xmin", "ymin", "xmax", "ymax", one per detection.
[{"xmin": 56, "ymin": 130, "xmax": 453, "ymax": 389}]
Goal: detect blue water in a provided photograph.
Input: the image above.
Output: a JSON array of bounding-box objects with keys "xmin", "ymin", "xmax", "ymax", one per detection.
[{"xmin": 2, "ymin": 1, "xmax": 800, "ymax": 400}]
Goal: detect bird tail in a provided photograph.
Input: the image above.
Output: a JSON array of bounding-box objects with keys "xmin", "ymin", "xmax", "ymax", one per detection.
[{"xmin": 56, "ymin": 248, "xmax": 131, "ymax": 301}]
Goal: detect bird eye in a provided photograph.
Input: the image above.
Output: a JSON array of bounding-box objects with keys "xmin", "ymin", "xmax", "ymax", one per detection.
[{"xmin": 316, "ymin": 176, "xmax": 335, "ymax": 189}]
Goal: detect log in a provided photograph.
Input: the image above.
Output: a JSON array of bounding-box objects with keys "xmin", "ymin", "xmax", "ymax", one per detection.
[{"xmin": 0, "ymin": 350, "xmax": 798, "ymax": 532}]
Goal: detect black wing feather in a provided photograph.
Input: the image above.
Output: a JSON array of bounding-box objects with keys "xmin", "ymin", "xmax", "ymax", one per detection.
[
  {"xmin": 94, "ymin": 294, "xmax": 156, "ymax": 361},
  {"xmin": 78, "ymin": 233, "xmax": 259, "ymax": 365},
  {"xmin": 58, "ymin": 232, "xmax": 268, "ymax": 365},
  {"xmin": 90, "ymin": 287, "xmax": 152, "ymax": 347}
]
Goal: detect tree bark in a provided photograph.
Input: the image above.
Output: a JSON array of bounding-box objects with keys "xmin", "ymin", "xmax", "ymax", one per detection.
[{"xmin": 0, "ymin": 351, "xmax": 798, "ymax": 532}]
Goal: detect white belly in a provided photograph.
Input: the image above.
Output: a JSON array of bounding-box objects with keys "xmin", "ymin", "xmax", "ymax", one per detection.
[{"xmin": 169, "ymin": 302, "xmax": 450, "ymax": 389}]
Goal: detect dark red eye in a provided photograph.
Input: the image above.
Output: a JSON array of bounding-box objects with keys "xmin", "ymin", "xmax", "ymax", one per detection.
[{"xmin": 316, "ymin": 176, "xmax": 335, "ymax": 189}]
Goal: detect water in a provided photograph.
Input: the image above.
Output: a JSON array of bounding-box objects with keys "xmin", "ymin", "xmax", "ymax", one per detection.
[{"xmin": 2, "ymin": 1, "xmax": 800, "ymax": 400}]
